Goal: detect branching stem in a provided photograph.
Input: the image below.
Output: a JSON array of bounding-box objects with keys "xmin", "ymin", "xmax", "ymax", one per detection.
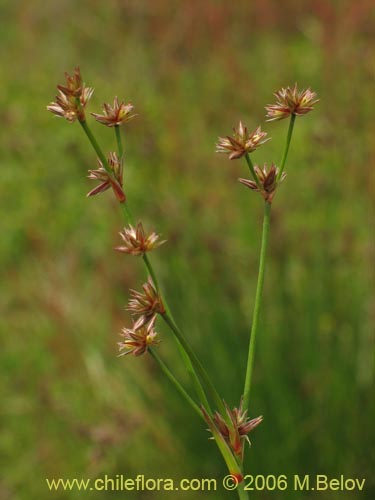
[{"xmin": 148, "ymin": 348, "xmax": 202, "ymax": 419}]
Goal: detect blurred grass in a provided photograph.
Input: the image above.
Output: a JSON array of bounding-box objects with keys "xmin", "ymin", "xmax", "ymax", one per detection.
[{"xmin": 0, "ymin": 1, "xmax": 374, "ymax": 499}]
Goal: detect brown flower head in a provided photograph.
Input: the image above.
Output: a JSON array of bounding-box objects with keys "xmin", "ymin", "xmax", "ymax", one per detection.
[
  {"xmin": 216, "ymin": 122, "xmax": 270, "ymax": 160},
  {"xmin": 115, "ymin": 223, "xmax": 166, "ymax": 256},
  {"xmin": 118, "ymin": 316, "xmax": 159, "ymax": 357},
  {"xmin": 92, "ymin": 96, "xmax": 136, "ymax": 127},
  {"xmin": 239, "ymin": 163, "xmax": 286, "ymax": 202},
  {"xmin": 57, "ymin": 67, "xmax": 84, "ymax": 97},
  {"xmin": 87, "ymin": 152, "xmax": 125, "ymax": 201},
  {"xmin": 265, "ymin": 84, "xmax": 319, "ymax": 121},
  {"xmin": 204, "ymin": 398, "xmax": 263, "ymax": 459},
  {"xmin": 127, "ymin": 277, "xmax": 165, "ymax": 328},
  {"xmin": 47, "ymin": 67, "xmax": 94, "ymax": 122}
]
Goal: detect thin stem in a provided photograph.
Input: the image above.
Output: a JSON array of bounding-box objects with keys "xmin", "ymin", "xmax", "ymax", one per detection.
[
  {"xmin": 243, "ymin": 201, "xmax": 271, "ymax": 409},
  {"xmin": 78, "ymin": 117, "xmax": 218, "ymax": 414},
  {"xmin": 143, "ymin": 254, "xmax": 160, "ymax": 292},
  {"xmin": 120, "ymin": 200, "xmax": 136, "ymax": 226},
  {"xmin": 148, "ymin": 348, "xmax": 202, "ymax": 419},
  {"xmin": 115, "ymin": 125, "xmax": 124, "ymax": 158},
  {"xmin": 276, "ymin": 113, "xmax": 296, "ymax": 182},
  {"xmin": 237, "ymin": 483, "xmax": 249, "ymax": 500},
  {"xmin": 78, "ymin": 120, "xmax": 108, "ymax": 168},
  {"xmin": 162, "ymin": 312, "xmax": 227, "ymax": 417},
  {"xmin": 146, "ymin": 260, "xmax": 211, "ymax": 411},
  {"xmin": 245, "ymin": 154, "xmax": 261, "ymax": 190},
  {"xmin": 121, "ymin": 202, "xmax": 211, "ymax": 411},
  {"xmin": 161, "ymin": 311, "xmax": 212, "ymax": 412},
  {"xmin": 73, "ymin": 113, "xmax": 247, "ymax": 494},
  {"xmin": 148, "ymin": 347, "xmax": 249, "ymax": 500}
]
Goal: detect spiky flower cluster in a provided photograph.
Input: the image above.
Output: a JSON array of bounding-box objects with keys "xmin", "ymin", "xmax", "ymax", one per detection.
[
  {"xmin": 87, "ymin": 152, "xmax": 125, "ymax": 201},
  {"xmin": 205, "ymin": 399, "xmax": 263, "ymax": 459},
  {"xmin": 265, "ymin": 84, "xmax": 319, "ymax": 121},
  {"xmin": 119, "ymin": 278, "xmax": 165, "ymax": 356},
  {"xmin": 216, "ymin": 123, "xmax": 269, "ymax": 160},
  {"xmin": 115, "ymin": 223, "xmax": 165, "ymax": 256},
  {"xmin": 239, "ymin": 163, "xmax": 286, "ymax": 203},
  {"xmin": 127, "ymin": 277, "xmax": 165, "ymax": 328},
  {"xmin": 92, "ymin": 96, "xmax": 136, "ymax": 127},
  {"xmin": 119, "ymin": 316, "xmax": 159, "ymax": 357},
  {"xmin": 47, "ymin": 67, "xmax": 94, "ymax": 122}
]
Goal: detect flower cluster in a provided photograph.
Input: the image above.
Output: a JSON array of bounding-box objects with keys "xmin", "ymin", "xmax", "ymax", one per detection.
[
  {"xmin": 92, "ymin": 96, "xmax": 136, "ymax": 127},
  {"xmin": 239, "ymin": 163, "xmax": 286, "ymax": 202},
  {"xmin": 87, "ymin": 152, "xmax": 125, "ymax": 201},
  {"xmin": 118, "ymin": 315, "xmax": 159, "ymax": 357},
  {"xmin": 115, "ymin": 223, "xmax": 165, "ymax": 256},
  {"xmin": 204, "ymin": 399, "xmax": 263, "ymax": 459},
  {"xmin": 119, "ymin": 278, "xmax": 165, "ymax": 357},
  {"xmin": 47, "ymin": 67, "xmax": 94, "ymax": 122},
  {"xmin": 127, "ymin": 277, "xmax": 165, "ymax": 328},
  {"xmin": 216, "ymin": 123, "xmax": 269, "ymax": 160},
  {"xmin": 265, "ymin": 84, "xmax": 319, "ymax": 121}
]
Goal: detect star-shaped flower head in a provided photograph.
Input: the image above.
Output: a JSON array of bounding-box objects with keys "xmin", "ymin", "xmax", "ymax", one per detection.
[
  {"xmin": 118, "ymin": 316, "xmax": 159, "ymax": 357},
  {"xmin": 216, "ymin": 122, "xmax": 270, "ymax": 160},
  {"xmin": 127, "ymin": 277, "xmax": 165, "ymax": 328},
  {"xmin": 203, "ymin": 398, "xmax": 263, "ymax": 460},
  {"xmin": 115, "ymin": 223, "xmax": 166, "ymax": 256},
  {"xmin": 47, "ymin": 67, "xmax": 94, "ymax": 122},
  {"xmin": 87, "ymin": 152, "xmax": 125, "ymax": 201},
  {"xmin": 265, "ymin": 84, "xmax": 319, "ymax": 121},
  {"xmin": 239, "ymin": 163, "xmax": 286, "ymax": 203},
  {"xmin": 92, "ymin": 96, "xmax": 136, "ymax": 127}
]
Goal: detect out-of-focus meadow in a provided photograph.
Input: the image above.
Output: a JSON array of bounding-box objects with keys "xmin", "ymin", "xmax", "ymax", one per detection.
[{"xmin": 1, "ymin": 1, "xmax": 374, "ymax": 499}]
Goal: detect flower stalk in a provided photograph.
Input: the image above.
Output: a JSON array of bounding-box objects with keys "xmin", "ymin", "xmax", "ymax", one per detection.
[
  {"xmin": 148, "ymin": 348, "xmax": 202, "ymax": 419},
  {"xmin": 244, "ymin": 153, "xmax": 262, "ymax": 190},
  {"xmin": 79, "ymin": 119, "xmax": 108, "ymax": 168},
  {"xmin": 277, "ymin": 113, "xmax": 295, "ymax": 182},
  {"xmin": 243, "ymin": 200, "xmax": 271, "ymax": 409},
  {"xmin": 115, "ymin": 125, "xmax": 124, "ymax": 159},
  {"xmin": 121, "ymin": 201, "xmax": 213, "ymax": 411}
]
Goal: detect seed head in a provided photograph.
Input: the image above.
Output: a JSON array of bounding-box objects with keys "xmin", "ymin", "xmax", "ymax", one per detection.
[
  {"xmin": 92, "ymin": 96, "xmax": 136, "ymax": 127},
  {"xmin": 265, "ymin": 84, "xmax": 319, "ymax": 121},
  {"xmin": 239, "ymin": 163, "xmax": 286, "ymax": 203},
  {"xmin": 216, "ymin": 122, "xmax": 270, "ymax": 160},
  {"xmin": 115, "ymin": 223, "xmax": 166, "ymax": 256},
  {"xmin": 118, "ymin": 316, "xmax": 159, "ymax": 357},
  {"xmin": 87, "ymin": 152, "xmax": 125, "ymax": 201},
  {"xmin": 47, "ymin": 67, "xmax": 94, "ymax": 122},
  {"xmin": 57, "ymin": 67, "xmax": 84, "ymax": 97},
  {"xmin": 127, "ymin": 277, "xmax": 165, "ymax": 327},
  {"xmin": 204, "ymin": 398, "xmax": 263, "ymax": 459}
]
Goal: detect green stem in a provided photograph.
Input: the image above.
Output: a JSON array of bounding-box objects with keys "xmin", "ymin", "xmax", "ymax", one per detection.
[
  {"xmin": 148, "ymin": 347, "xmax": 249, "ymax": 500},
  {"xmin": 78, "ymin": 118, "xmax": 218, "ymax": 414},
  {"xmin": 148, "ymin": 348, "xmax": 202, "ymax": 419},
  {"xmin": 147, "ymin": 261, "xmax": 211, "ymax": 411},
  {"xmin": 143, "ymin": 254, "xmax": 160, "ymax": 292},
  {"xmin": 73, "ymin": 114, "xmax": 247, "ymax": 496},
  {"xmin": 121, "ymin": 200, "xmax": 136, "ymax": 226},
  {"xmin": 243, "ymin": 201, "xmax": 271, "ymax": 409},
  {"xmin": 237, "ymin": 483, "xmax": 249, "ymax": 500},
  {"xmin": 245, "ymin": 154, "xmax": 261, "ymax": 190},
  {"xmin": 121, "ymin": 202, "xmax": 211, "ymax": 411},
  {"xmin": 78, "ymin": 120, "xmax": 108, "ymax": 169},
  {"xmin": 115, "ymin": 125, "xmax": 124, "ymax": 158},
  {"xmin": 162, "ymin": 312, "xmax": 226, "ymax": 416},
  {"xmin": 276, "ymin": 113, "xmax": 296, "ymax": 182}
]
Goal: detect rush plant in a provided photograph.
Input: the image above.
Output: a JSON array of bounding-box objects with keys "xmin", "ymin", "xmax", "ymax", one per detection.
[{"xmin": 47, "ymin": 69, "xmax": 318, "ymax": 499}]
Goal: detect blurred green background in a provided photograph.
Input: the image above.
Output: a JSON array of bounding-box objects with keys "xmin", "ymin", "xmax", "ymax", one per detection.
[{"xmin": 1, "ymin": 1, "xmax": 374, "ymax": 499}]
